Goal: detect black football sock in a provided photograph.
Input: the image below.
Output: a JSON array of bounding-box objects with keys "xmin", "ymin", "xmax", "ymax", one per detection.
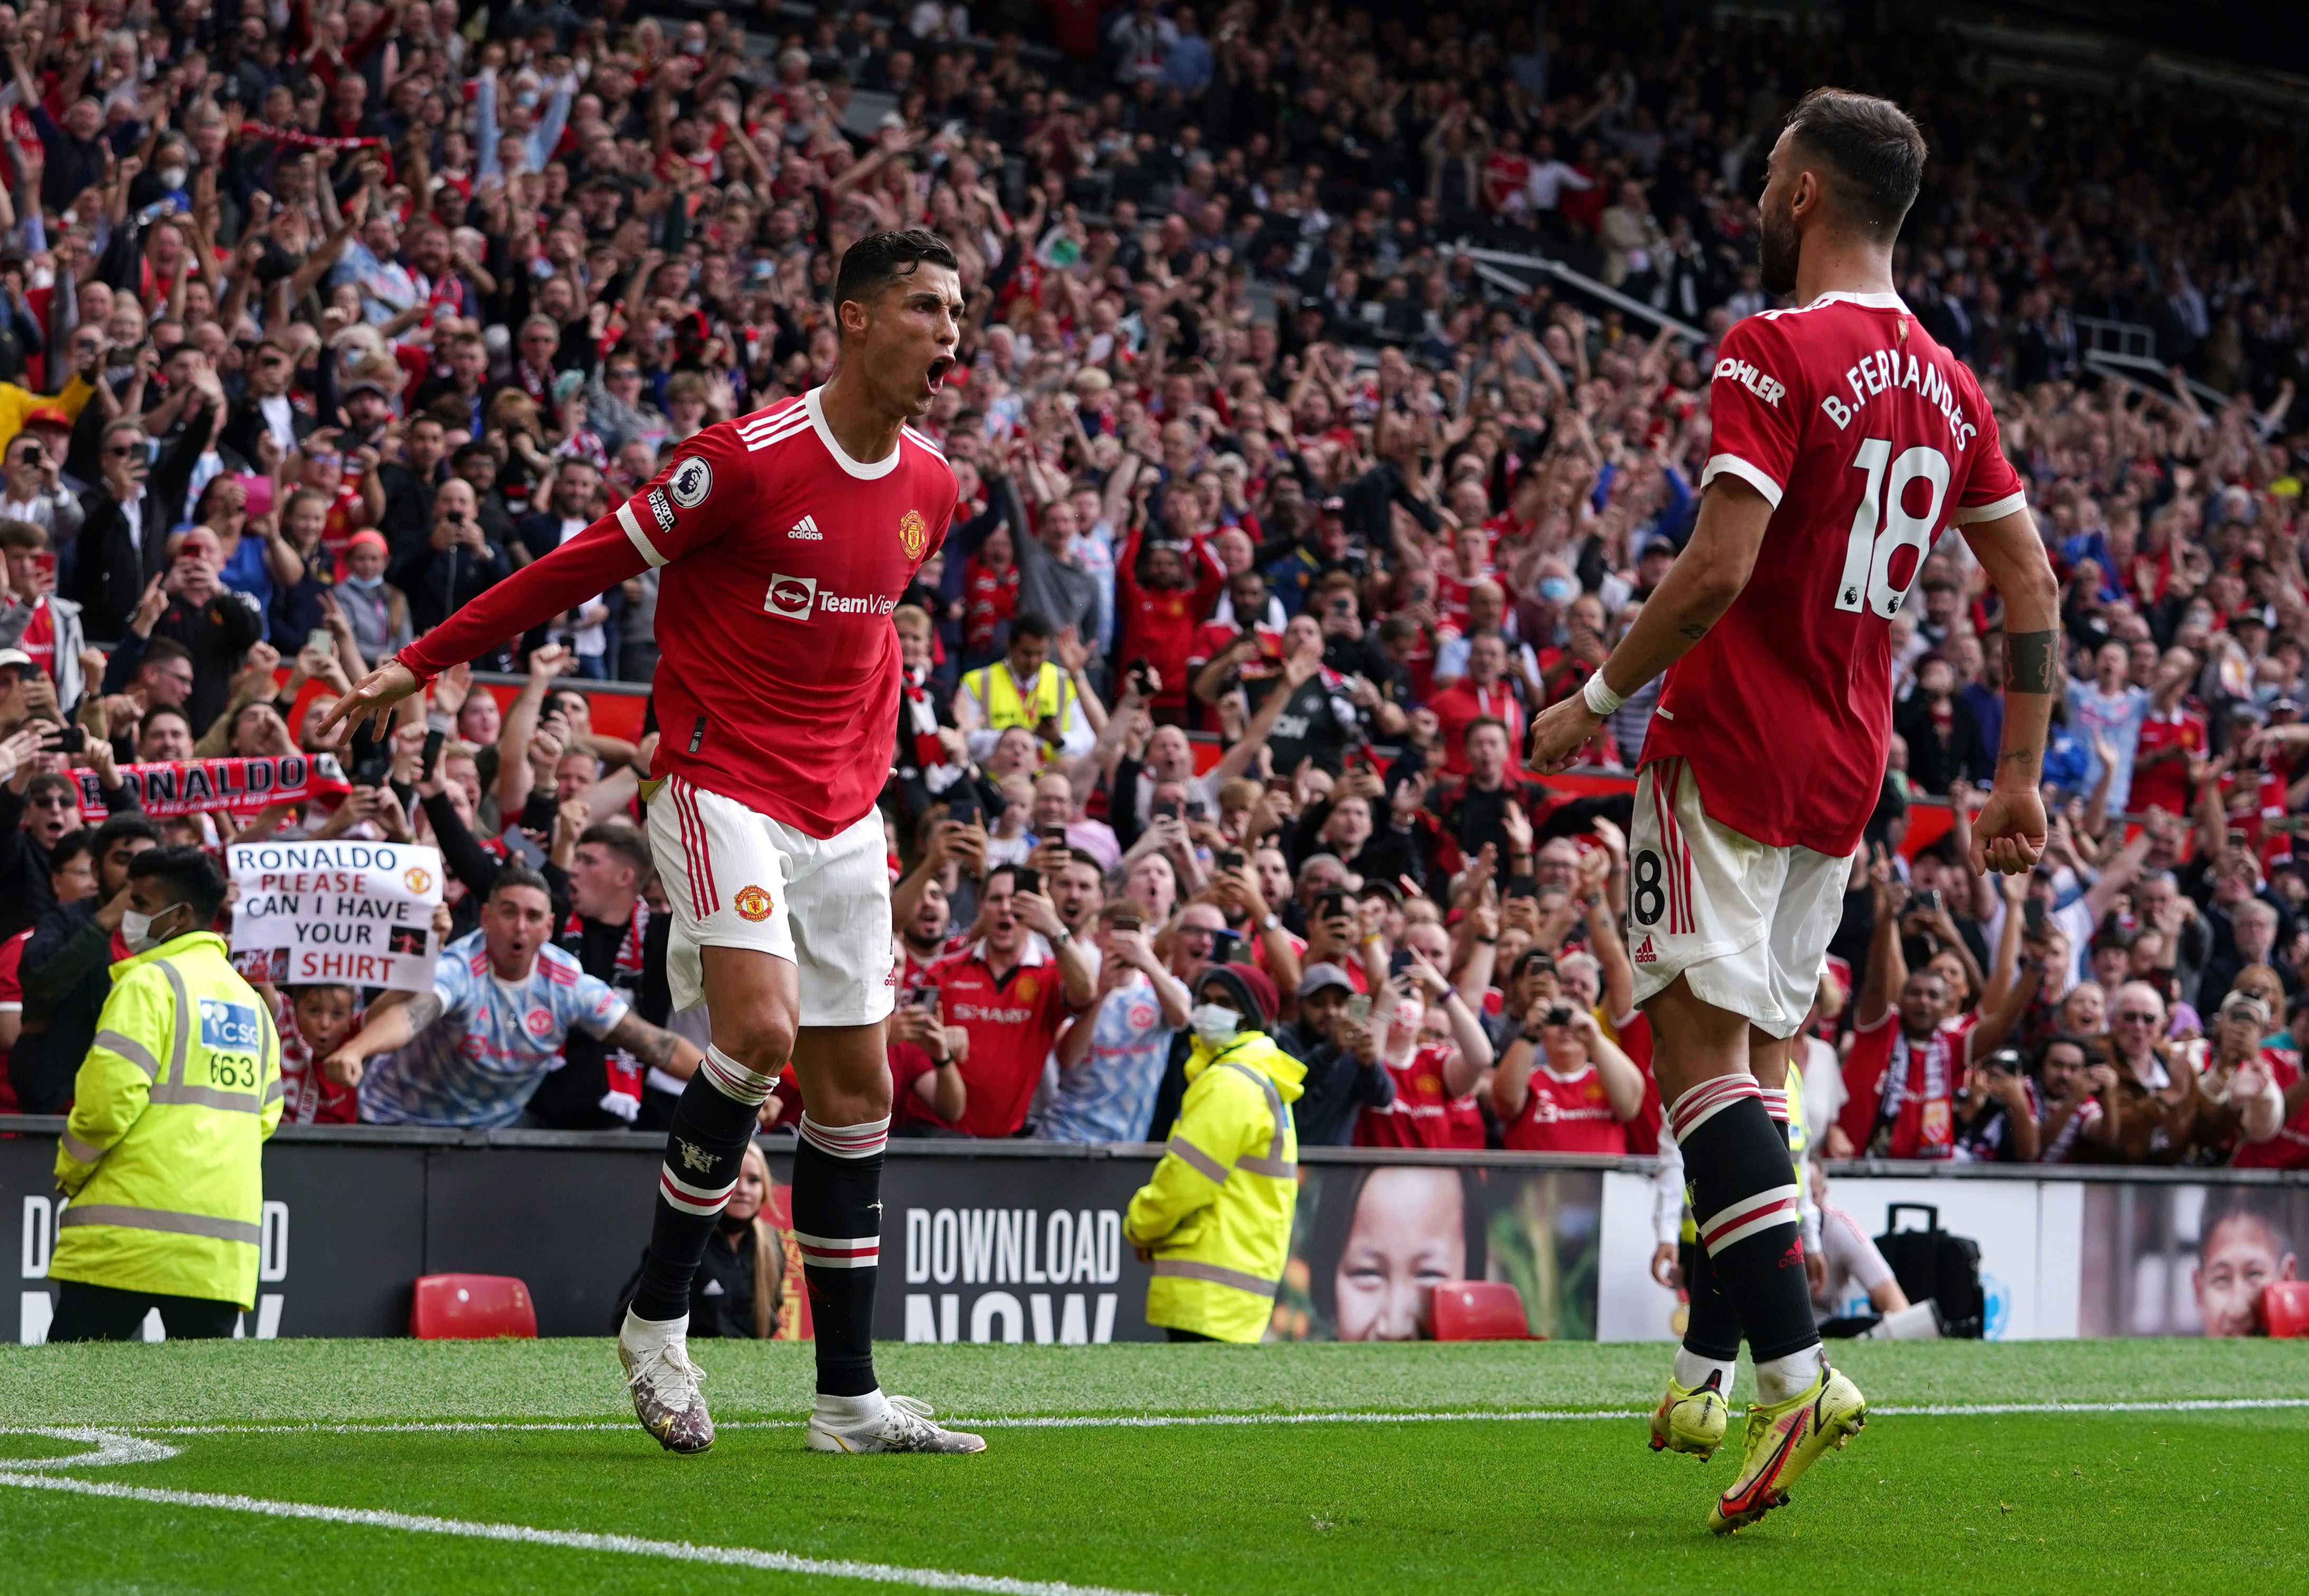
[
  {"xmin": 1679, "ymin": 1230, "xmax": 1743, "ymax": 1366},
  {"xmin": 790, "ymin": 1112, "xmax": 891, "ymax": 1399},
  {"xmin": 630, "ymin": 1046, "xmax": 777, "ymax": 1325},
  {"xmin": 1671, "ymin": 1076, "xmax": 1821, "ymax": 1371}
]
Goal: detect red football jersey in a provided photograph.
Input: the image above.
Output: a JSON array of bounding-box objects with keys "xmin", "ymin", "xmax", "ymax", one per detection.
[
  {"xmin": 400, "ymin": 390, "xmax": 955, "ymax": 837},
  {"xmin": 0, "ymin": 928, "xmax": 24, "ymax": 1114},
  {"xmin": 926, "ymin": 942, "xmax": 1080, "ymax": 1138},
  {"xmin": 2230, "ymin": 1048, "xmax": 2308, "ymax": 1171},
  {"xmin": 1644, "ymin": 294, "xmax": 2026, "ymax": 856},
  {"xmin": 2130, "ymin": 704, "xmax": 2206, "ymax": 818},
  {"xmin": 1356, "ymin": 1042, "xmax": 1485, "ymax": 1150},
  {"xmin": 1503, "ymin": 1060, "xmax": 1627, "ymax": 1154}
]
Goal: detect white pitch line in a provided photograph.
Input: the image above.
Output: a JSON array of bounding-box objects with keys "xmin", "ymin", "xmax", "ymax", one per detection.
[
  {"xmin": 94, "ymin": 1395, "xmax": 2309, "ymax": 1438},
  {"xmin": 0, "ymin": 1470, "xmax": 1171, "ymax": 1596}
]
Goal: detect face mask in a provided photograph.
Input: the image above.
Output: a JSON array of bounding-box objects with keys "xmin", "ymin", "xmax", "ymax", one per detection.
[
  {"xmin": 121, "ymin": 904, "xmax": 179, "ymax": 954},
  {"xmin": 1539, "ymin": 575, "xmax": 1577, "ymax": 605},
  {"xmin": 1188, "ymin": 1003, "xmax": 1242, "ymax": 1046},
  {"xmin": 341, "ymin": 572, "xmax": 384, "ymax": 592},
  {"xmin": 159, "ymin": 167, "xmax": 188, "ymax": 191}
]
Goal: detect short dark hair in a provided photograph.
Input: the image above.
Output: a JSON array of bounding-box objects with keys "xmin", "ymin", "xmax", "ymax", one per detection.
[
  {"xmin": 1783, "ymin": 87, "xmax": 1926, "ymax": 235},
  {"xmin": 48, "ymin": 831, "xmax": 94, "ymax": 877},
  {"xmin": 1009, "ymin": 611, "xmax": 1054, "ymax": 645},
  {"xmin": 129, "ymin": 843, "xmax": 227, "ymax": 926},
  {"xmin": 95, "ymin": 811, "xmax": 163, "ymax": 857},
  {"xmin": 25, "ymin": 770, "xmax": 74, "ymax": 805},
  {"xmin": 489, "ymin": 863, "xmax": 553, "ymax": 903},
  {"xmin": 578, "ymin": 822, "xmax": 653, "ymax": 883},
  {"xmin": 140, "ymin": 705, "xmax": 193, "ymax": 739},
  {"xmin": 139, "ymin": 636, "xmax": 193, "ymax": 673},
  {"xmin": 832, "ymin": 228, "xmax": 958, "ymax": 318}
]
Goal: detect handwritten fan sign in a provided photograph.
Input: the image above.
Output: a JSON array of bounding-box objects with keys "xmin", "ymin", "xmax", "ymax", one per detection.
[
  {"xmin": 229, "ymin": 841, "xmax": 444, "ymax": 993},
  {"xmin": 75, "ymin": 754, "xmax": 353, "ymax": 819}
]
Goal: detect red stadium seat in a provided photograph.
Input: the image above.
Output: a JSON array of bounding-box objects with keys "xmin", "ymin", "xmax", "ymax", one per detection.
[
  {"xmin": 410, "ymin": 1274, "xmax": 538, "ymax": 1340},
  {"xmin": 2263, "ymin": 1281, "xmax": 2309, "ymax": 1338},
  {"xmin": 1429, "ymin": 1281, "xmax": 1535, "ymax": 1341}
]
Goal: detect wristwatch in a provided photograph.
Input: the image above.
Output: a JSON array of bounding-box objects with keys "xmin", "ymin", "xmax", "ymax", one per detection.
[
  {"xmin": 1051, "ymin": 926, "xmax": 1073, "ymax": 947},
  {"xmin": 1262, "ymin": 912, "xmax": 1282, "ymax": 931}
]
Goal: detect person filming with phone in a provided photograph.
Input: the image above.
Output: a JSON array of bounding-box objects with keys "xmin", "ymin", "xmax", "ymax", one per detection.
[{"xmin": 1039, "ymin": 902, "xmax": 1190, "ymax": 1143}]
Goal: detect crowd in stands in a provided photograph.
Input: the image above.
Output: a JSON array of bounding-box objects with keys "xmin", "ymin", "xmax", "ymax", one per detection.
[{"xmin": 0, "ymin": 0, "xmax": 2301, "ymax": 1182}]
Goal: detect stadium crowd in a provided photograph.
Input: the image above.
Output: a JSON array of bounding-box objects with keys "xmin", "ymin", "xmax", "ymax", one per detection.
[{"xmin": 0, "ymin": 0, "xmax": 2301, "ymax": 1188}]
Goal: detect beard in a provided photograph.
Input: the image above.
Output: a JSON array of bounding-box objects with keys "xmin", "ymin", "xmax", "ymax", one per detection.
[{"xmin": 1759, "ymin": 194, "xmax": 1800, "ymax": 298}]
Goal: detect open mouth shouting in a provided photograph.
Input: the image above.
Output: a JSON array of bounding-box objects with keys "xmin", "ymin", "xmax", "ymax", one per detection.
[{"xmin": 923, "ymin": 354, "xmax": 955, "ymax": 397}]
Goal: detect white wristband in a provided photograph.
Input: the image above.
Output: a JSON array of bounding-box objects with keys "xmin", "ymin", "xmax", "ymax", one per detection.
[{"xmin": 1582, "ymin": 672, "xmax": 1624, "ymax": 717}]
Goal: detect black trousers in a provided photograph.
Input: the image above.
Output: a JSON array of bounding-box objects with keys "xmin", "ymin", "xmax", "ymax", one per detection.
[
  {"xmin": 48, "ymin": 1280, "xmax": 241, "ymax": 1342},
  {"xmin": 1165, "ymin": 1327, "xmax": 1218, "ymax": 1343}
]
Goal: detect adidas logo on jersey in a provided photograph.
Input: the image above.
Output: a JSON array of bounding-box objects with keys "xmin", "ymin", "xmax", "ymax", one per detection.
[
  {"xmin": 1633, "ymin": 935, "xmax": 1657, "ymax": 964},
  {"xmin": 788, "ymin": 515, "xmax": 822, "ymax": 540}
]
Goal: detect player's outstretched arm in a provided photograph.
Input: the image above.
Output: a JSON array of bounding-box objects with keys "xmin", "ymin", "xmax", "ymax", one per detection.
[
  {"xmin": 1959, "ymin": 506, "xmax": 2062, "ymax": 874},
  {"xmin": 318, "ymin": 657, "xmax": 423, "ymax": 747},
  {"xmin": 1528, "ymin": 475, "xmax": 1774, "ymax": 772}
]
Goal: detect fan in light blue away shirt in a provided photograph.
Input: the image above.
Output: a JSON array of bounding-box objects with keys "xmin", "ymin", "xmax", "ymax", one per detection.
[
  {"xmin": 358, "ymin": 929, "xmax": 627, "ymax": 1129},
  {"xmin": 1037, "ymin": 973, "xmax": 1176, "ymax": 1143}
]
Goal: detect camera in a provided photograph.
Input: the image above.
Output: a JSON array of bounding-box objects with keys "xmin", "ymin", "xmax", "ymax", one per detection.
[{"xmin": 1546, "ymin": 1004, "xmax": 1574, "ymax": 1027}]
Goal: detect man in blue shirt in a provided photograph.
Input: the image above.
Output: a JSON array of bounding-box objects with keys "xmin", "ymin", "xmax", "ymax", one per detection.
[{"xmin": 321, "ymin": 866, "xmax": 701, "ymax": 1128}]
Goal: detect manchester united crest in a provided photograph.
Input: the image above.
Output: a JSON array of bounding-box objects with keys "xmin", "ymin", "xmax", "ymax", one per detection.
[
  {"xmin": 734, "ymin": 885, "xmax": 775, "ymax": 922},
  {"xmin": 898, "ymin": 508, "xmax": 928, "ymax": 559},
  {"xmin": 403, "ymin": 866, "xmax": 433, "ymax": 895},
  {"xmin": 1016, "ymin": 974, "xmax": 1038, "ymax": 1003}
]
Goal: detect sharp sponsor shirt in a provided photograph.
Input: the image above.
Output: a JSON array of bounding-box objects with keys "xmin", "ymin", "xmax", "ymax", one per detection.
[
  {"xmin": 398, "ymin": 389, "xmax": 955, "ymax": 838},
  {"xmin": 357, "ymin": 931, "xmax": 628, "ymax": 1128},
  {"xmin": 928, "ymin": 938, "xmax": 1081, "ymax": 1138},
  {"xmin": 1644, "ymin": 293, "xmax": 2027, "ymax": 856}
]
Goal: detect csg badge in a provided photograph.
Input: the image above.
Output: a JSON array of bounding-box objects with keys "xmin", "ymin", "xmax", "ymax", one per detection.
[
  {"xmin": 403, "ymin": 866, "xmax": 433, "ymax": 895},
  {"xmin": 668, "ymin": 455, "xmax": 714, "ymax": 508},
  {"xmin": 734, "ymin": 885, "xmax": 775, "ymax": 923},
  {"xmin": 898, "ymin": 508, "xmax": 927, "ymax": 560}
]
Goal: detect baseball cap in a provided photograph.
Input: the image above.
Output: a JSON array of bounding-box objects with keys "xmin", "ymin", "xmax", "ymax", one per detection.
[
  {"xmin": 2219, "ymin": 989, "xmax": 2272, "ymax": 1024},
  {"xmin": 343, "ymin": 377, "xmax": 391, "ymax": 401},
  {"xmin": 0, "ymin": 648, "xmax": 31, "ymax": 670},
  {"xmin": 22, "ymin": 404, "xmax": 70, "ymax": 429},
  {"xmin": 1297, "ymin": 962, "xmax": 1354, "ymax": 999}
]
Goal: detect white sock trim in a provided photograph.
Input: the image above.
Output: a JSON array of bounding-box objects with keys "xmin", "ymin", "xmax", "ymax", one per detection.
[
  {"xmin": 699, "ymin": 1044, "xmax": 778, "ymax": 1107},
  {"xmin": 1671, "ymin": 1347, "xmax": 1735, "ymax": 1392},
  {"xmin": 812, "ymin": 1388, "xmax": 887, "ymax": 1426},
  {"xmin": 1754, "ymin": 1346, "xmax": 1827, "ymax": 1405}
]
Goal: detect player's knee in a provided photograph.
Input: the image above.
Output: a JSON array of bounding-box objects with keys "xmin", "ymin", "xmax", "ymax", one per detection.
[{"xmin": 713, "ymin": 1010, "xmax": 797, "ymax": 1077}]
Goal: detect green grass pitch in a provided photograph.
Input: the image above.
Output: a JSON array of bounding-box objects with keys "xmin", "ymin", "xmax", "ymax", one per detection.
[{"xmin": 1, "ymin": 1338, "xmax": 2303, "ymax": 1594}]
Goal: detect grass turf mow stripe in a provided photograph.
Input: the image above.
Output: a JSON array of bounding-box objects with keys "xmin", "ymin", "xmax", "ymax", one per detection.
[
  {"xmin": 0, "ymin": 1469, "xmax": 1174, "ymax": 1596},
  {"xmin": 107, "ymin": 1394, "xmax": 2309, "ymax": 1437}
]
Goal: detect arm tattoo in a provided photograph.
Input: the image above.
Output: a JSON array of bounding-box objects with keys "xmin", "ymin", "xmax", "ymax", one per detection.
[
  {"xmin": 2003, "ymin": 629, "xmax": 2061, "ymax": 693},
  {"xmin": 399, "ymin": 991, "xmax": 445, "ymax": 1033},
  {"xmin": 1678, "ymin": 622, "xmax": 1709, "ymax": 642},
  {"xmin": 608, "ymin": 1012, "xmax": 679, "ymax": 1068}
]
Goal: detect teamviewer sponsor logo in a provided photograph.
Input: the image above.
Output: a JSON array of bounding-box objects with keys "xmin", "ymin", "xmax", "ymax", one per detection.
[{"xmin": 764, "ymin": 574, "xmax": 818, "ymax": 619}]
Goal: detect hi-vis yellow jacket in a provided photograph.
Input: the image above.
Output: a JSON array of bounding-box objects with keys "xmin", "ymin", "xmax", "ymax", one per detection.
[
  {"xmin": 50, "ymin": 932, "xmax": 283, "ymax": 1308},
  {"xmin": 1125, "ymin": 1031, "xmax": 1304, "ymax": 1343}
]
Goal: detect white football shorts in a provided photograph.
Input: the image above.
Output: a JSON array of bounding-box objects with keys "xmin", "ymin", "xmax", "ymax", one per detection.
[
  {"xmin": 1624, "ymin": 756, "xmax": 1853, "ymax": 1039},
  {"xmin": 647, "ymin": 774, "xmax": 895, "ymax": 1028}
]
